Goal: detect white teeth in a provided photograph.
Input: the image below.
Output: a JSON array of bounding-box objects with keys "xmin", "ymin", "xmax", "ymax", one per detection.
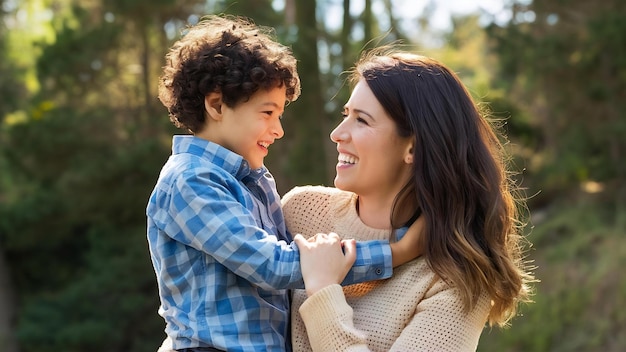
[
  {"xmin": 259, "ymin": 142, "xmax": 269, "ymax": 148},
  {"xmin": 338, "ymin": 153, "xmax": 358, "ymax": 164}
]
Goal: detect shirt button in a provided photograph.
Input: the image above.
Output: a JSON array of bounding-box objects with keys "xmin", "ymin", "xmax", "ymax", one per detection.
[{"xmin": 375, "ymin": 268, "xmax": 383, "ymax": 275}]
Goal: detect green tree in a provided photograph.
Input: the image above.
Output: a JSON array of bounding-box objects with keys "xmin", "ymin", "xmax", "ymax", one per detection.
[
  {"xmin": 279, "ymin": 0, "xmax": 328, "ymax": 189},
  {"xmin": 0, "ymin": 0, "xmax": 201, "ymax": 350},
  {"xmin": 486, "ymin": 0, "xmax": 626, "ymax": 203},
  {"xmin": 479, "ymin": 1, "xmax": 626, "ymax": 351},
  {"xmin": 0, "ymin": 1, "xmax": 29, "ymax": 350}
]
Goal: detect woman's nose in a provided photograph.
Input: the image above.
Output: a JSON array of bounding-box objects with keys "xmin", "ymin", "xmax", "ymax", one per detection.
[{"xmin": 330, "ymin": 121, "xmax": 348, "ymax": 143}]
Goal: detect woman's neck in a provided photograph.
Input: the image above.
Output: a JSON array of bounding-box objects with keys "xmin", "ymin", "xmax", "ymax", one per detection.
[{"xmin": 356, "ymin": 195, "xmax": 394, "ymax": 229}]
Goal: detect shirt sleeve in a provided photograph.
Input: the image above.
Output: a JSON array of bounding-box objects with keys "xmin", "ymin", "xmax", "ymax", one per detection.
[{"xmin": 341, "ymin": 240, "xmax": 392, "ymax": 284}]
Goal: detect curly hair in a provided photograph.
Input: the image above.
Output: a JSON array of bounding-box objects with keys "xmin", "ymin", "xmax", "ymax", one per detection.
[
  {"xmin": 350, "ymin": 49, "xmax": 535, "ymax": 327},
  {"xmin": 158, "ymin": 15, "xmax": 301, "ymax": 133}
]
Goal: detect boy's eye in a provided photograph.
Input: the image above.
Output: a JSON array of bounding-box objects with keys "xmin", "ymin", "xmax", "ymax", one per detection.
[{"xmin": 263, "ymin": 111, "xmax": 283, "ymax": 120}]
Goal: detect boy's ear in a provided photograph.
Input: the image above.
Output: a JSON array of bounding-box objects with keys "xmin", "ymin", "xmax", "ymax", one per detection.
[{"xmin": 204, "ymin": 92, "xmax": 223, "ymax": 121}]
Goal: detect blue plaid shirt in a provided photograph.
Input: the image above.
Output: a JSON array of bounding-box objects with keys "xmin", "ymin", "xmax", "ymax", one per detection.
[{"xmin": 147, "ymin": 136, "xmax": 392, "ymax": 351}]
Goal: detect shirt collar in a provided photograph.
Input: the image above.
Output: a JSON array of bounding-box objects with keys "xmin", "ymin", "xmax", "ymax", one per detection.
[{"xmin": 171, "ymin": 135, "xmax": 268, "ymax": 181}]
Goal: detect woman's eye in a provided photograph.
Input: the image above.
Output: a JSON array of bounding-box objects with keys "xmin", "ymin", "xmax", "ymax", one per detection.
[{"xmin": 356, "ymin": 117, "xmax": 368, "ymax": 125}]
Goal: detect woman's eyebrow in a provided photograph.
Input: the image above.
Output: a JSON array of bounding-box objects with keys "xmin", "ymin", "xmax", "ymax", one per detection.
[{"xmin": 353, "ymin": 108, "xmax": 374, "ymax": 121}]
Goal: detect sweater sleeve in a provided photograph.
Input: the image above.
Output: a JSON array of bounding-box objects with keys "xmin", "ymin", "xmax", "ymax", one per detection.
[
  {"xmin": 299, "ymin": 281, "xmax": 490, "ymax": 352},
  {"xmin": 298, "ymin": 284, "xmax": 370, "ymax": 352}
]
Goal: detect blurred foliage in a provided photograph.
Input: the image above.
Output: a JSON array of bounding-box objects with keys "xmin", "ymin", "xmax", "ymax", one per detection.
[
  {"xmin": 0, "ymin": 3, "xmax": 25, "ymax": 119},
  {"xmin": 0, "ymin": 0, "xmax": 624, "ymax": 351},
  {"xmin": 1, "ymin": 107, "xmax": 168, "ymax": 351},
  {"xmin": 478, "ymin": 193, "xmax": 626, "ymax": 351},
  {"xmin": 486, "ymin": 0, "xmax": 626, "ymax": 207}
]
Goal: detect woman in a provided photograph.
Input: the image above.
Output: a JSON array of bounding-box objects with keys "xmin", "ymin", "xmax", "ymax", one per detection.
[{"xmin": 284, "ymin": 49, "xmax": 535, "ymax": 351}]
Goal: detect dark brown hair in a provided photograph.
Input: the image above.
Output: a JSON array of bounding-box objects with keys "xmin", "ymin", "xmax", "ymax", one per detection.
[
  {"xmin": 350, "ymin": 49, "xmax": 534, "ymax": 326},
  {"xmin": 158, "ymin": 15, "xmax": 301, "ymax": 133}
]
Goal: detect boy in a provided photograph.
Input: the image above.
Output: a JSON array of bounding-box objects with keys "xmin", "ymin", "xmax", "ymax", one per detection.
[{"xmin": 147, "ymin": 15, "xmax": 417, "ymax": 352}]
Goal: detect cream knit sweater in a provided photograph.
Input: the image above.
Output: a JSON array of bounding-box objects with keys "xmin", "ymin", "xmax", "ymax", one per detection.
[{"xmin": 282, "ymin": 186, "xmax": 491, "ymax": 352}]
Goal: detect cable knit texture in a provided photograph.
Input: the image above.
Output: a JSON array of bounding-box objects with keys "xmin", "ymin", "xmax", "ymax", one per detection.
[{"xmin": 282, "ymin": 186, "xmax": 491, "ymax": 352}]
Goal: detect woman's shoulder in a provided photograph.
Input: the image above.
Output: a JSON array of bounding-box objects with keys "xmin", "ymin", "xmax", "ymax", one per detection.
[
  {"xmin": 282, "ymin": 185, "xmax": 354, "ymax": 207},
  {"xmin": 281, "ymin": 186, "xmax": 356, "ymax": 235}
]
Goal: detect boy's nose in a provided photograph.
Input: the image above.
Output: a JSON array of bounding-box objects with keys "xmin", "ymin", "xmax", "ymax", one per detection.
[{"xmin": 272, "ymin": 119, "xmax": 284, "ymax": 139}]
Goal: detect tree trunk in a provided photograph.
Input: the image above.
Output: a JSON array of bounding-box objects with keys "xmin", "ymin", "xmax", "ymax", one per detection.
[
  {"xmin": 276, "ymin": 0, "xmax": 329, "ymax": 192},
  {"xmin": 363, "ymin": 0, "xmax": 373, "ymax": 49},
  {"xmin": 0, "ymin": 248, "xmax": 18, "ymax": 352}
]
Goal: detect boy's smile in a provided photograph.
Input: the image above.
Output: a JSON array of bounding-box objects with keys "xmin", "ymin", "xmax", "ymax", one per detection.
[{"xmin": 200, "ymin": 86, "xmax": 287, "ymax": 169}]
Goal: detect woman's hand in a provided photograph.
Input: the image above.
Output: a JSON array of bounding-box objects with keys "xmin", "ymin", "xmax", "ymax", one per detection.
[
  {"xmin": 294, "ymin": 233, "xmax": 357, "ymax": 297},
  {"xmin": 390, "ymin": 215, "xmax": 426, "ymax": 267}
]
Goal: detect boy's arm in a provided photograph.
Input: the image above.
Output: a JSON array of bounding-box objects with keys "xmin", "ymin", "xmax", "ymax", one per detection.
[
  {"xmin": 390, "ymin": 215, "xmax": 425, "ymax": 267},
  {"xmin": 336, "ymin": 215, "xmax": 425, "ymax": 285},
  {"xmin": 166, "ymin": 168, "xmax": 421, "ymax": 289},
  {"xmin": 165, "ymin": 169, "xmax": 393, "ymax": 289},
  {"xmin": 162, "ymin": 169, "xmax": 305, "ymax": 290},
  {"xmin": 340, "ymin": 239, "xmax": 393, "ymax": 284}
]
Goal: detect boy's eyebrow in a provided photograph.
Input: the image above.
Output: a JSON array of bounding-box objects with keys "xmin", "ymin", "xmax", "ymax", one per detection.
[
  {"xmin": 262, "ymin": 102, "xmax": 281, "ymax": 107},
  {"xmin": 260, "ymin": 102, "xmax": 285, "ymax": 111}
]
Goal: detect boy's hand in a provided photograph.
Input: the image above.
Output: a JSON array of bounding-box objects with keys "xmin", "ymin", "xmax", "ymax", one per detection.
[
  {"xmin": 390, "ymin": 215, "xmax": 426, "ymax": 267},
  {"xmin": 294, "ymin": 233, "xmax": 356, "ymax": 297}
]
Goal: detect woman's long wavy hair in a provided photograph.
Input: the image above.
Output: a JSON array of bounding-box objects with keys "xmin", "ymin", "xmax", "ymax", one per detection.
[{"xmin": 350, "ymin": 49, "xmax": 534, "ymax": 327}]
